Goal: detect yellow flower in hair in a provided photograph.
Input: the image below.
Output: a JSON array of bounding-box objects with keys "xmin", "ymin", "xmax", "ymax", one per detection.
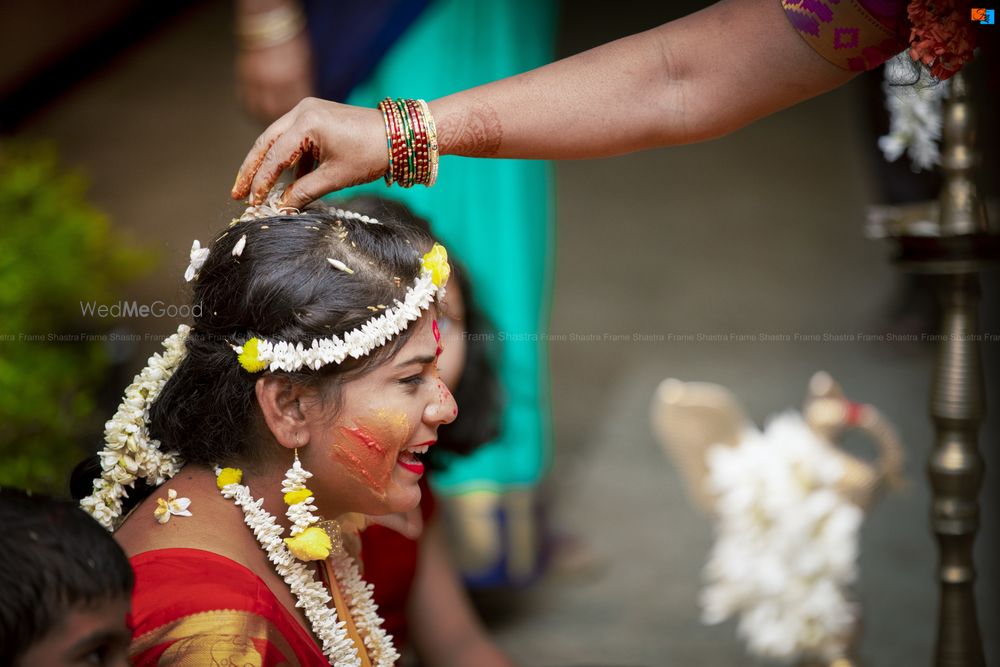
[
  {"xmin": 238, "ymin": 337, "xmax": 269, "ymax": 373},
  {"xmin": 284, "ymin": 526, "xmax": 332, "ymax": 561},
  {"xmin": 216, "ymin": 467, "xmax": 243, "ymax": 489},
  {"xmin": 284, "ymin": 487, "xmax": 313, "ymax": 506},
  {"xmin": 421, "ymin": 243, "xmax": 450, "ymax": 288}
]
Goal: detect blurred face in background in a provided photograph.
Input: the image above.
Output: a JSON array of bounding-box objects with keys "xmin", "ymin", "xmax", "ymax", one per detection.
[{"xmin": 435, "ymin": 275, "xmax": 466, "ymax": 391}]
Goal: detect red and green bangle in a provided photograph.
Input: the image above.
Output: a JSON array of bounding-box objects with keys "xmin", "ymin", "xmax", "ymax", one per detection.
[{"xmin": 376, "ymin": 97, "xmax": 439, "ymax": 188}]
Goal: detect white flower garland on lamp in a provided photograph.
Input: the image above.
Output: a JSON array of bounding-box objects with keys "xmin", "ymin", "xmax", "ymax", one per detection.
[
  {"xmin": 700, "ymin": 412, "xmax": 862, "ymax": 662},
  {"xmin": 217, "ymin": 467, "xmax": 399, "ymax": 666},
  {"xmin": 879, "ymin": 51, "xmax": 950, "ymax": 172}
]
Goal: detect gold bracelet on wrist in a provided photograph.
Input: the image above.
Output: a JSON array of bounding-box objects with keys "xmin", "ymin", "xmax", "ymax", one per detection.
[{"xmin": 236, "ymin": 4, "xmax": 305, "ymax": 50}]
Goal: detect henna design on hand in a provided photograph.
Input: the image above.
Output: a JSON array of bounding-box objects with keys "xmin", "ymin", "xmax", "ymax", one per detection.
[{"xmin": 437, "ymin": 100, "xmax": 503, "ymax": 157}]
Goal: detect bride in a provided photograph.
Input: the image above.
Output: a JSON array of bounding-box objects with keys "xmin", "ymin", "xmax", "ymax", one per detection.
[{"xmin": 76, "ymin": 193, "xmax": 457, "ymax": 665}]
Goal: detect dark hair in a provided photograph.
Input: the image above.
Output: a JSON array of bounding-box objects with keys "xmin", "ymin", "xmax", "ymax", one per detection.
[
  {"xmin": 0, "ymin": 487, "xmax": 133, "ymax": 666},
  {"xmin": 355, "ymin": 198, "xmax": 505, "ymax": 470},
  {"xmin": 72, "ymin": 198, "xmax": 435, "ymax": 506}
]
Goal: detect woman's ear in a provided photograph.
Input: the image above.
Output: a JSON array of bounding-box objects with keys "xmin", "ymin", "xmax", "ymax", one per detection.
[{"xmin": 256, "ymin": 376, "xmax": 311, "ymax": 451}]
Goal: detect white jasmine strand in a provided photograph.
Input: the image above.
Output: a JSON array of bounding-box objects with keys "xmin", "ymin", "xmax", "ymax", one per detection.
[
  {"xmin": 239, "ymin": 271, "xmax": 443, "ymax": 373},
  {"xmin": 80, "ymin": 325, "xmax": 189, "ymax": 530}
]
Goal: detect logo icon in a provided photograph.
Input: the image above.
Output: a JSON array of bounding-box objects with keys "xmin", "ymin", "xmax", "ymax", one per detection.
[{"xmin": 972, "ymin": 7, "xmax": 995, "ymax": 23}]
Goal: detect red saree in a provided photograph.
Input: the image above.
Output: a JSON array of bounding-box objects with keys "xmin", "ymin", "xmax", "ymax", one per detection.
[
  {"xmin": 129, "ymin": 480, "xmax": 437, "ymax": 664},
  {"xmin": 128, "ymin": 548, "xmax": 326, "ymax": 666}
]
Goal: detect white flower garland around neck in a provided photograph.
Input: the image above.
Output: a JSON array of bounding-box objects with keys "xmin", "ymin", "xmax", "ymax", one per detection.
[{"xmin": 217, "ymin": 467, "xmax": 399, "ymax": 667}]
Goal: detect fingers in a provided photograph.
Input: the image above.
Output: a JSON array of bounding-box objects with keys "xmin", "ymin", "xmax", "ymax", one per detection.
[
  {"xmin": 280, "ymin": 165, "xmax": 337, "ymax": 209},
  {"xmin": 293, "ymin": 149, "xmax": 315, "ymax": 181},
  {"xmin": 246, "ymin": 129, "xmax": 308, "ymax": 204},
  {"xmin": 232, "ymin": 107, "xmax": 299, "ymax": 200},
  {"xmin": 280, "ymin": 156, "xmax": 383, "ymax": 208}
]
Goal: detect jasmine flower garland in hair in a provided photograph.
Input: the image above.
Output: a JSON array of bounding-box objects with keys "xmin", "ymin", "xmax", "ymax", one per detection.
[
  {"xmin": 82, "ymin": 198, "xmax": 450, "ymax": 531},
  {"xmin": 80, "ymin": 325, "xmax": 189, "ymax": 530},
  {"xmin": 234, "ymin": 243, "xmax": 449, "ymax": 373}
]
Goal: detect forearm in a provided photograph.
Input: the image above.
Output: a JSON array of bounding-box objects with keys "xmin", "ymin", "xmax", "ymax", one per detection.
[
  {"xmin": 428, "ymin": 0, "xmax": 855, "ymax": 160},
  {"xmin": 232, "ymin": 0, "xmax": 859, "ymax": 205},
  {"xmin": 409, "ymin": 521, "xmax": 514, "ymax": 667},
  {"xmin": 428, "ymin": 27, "xmax": 678, "ymax": 160}
]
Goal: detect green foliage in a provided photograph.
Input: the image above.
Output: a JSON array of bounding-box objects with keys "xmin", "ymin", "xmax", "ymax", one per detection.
[{"xmin": 0, "ymin": 143, "xmax": 154, "ymax": 493}]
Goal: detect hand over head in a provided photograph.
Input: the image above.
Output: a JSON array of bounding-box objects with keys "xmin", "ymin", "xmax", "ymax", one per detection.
[{"xmin": 232, "ymin": 97, "xmax": 387, "ymax": 209}]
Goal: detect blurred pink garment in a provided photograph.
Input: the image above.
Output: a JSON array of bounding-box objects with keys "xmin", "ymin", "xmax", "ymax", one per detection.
[{"xmin": 782, "ymin": 0, "xmax": 910, "ymax": 71}]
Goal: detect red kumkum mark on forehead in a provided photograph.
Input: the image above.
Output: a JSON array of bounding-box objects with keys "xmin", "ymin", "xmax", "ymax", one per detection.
[{"xmin": 432, "ymin": 319, "xmax": 443, "ymax": 357}]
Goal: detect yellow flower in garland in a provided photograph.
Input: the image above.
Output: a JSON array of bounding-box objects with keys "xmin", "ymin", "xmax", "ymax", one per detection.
[
  {"xmin": 283, "ymin": 487, "xmax": 313, "ymax": 506},
  {"xmin": 238, "ymin": 338, "xmax": 269, "ymax": 373},
  {"xmin": 285, "ymin": 526, "xmax": 332, "ymax": 561},
  {"xmin": 216, "ymin": 467, "xmax": 243, "ymax": 490},
  {"xmin": 421, "ymin": 243, "xmax": 450, "ymax": 288}
]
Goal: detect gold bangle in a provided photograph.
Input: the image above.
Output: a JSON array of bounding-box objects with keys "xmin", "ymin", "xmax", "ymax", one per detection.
[
  {"xmin": 418, "ymin": 99, "xmax": 439, "ymax": 187},
  {"xmin": 236, "ymin": 4, "xmax": 305, "ymax": 50},
  {"xmin": 377, "ymin": 98, "xmax": 396, "ymax": 186}
]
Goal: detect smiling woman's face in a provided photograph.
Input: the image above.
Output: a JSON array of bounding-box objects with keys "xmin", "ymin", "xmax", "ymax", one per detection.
[{"xmin": 300, "ymin": 313, "xmax": 458, "ymax": 516}]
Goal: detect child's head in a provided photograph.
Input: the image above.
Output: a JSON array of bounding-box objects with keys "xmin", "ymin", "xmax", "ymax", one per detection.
[{"xmin": 0, "ymin": 487, "xmax": 133, "ymax": 667}]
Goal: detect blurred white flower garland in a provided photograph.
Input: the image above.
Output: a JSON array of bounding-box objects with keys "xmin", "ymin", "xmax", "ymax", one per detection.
[
  {"xmin": 701, "ymin": 412, "xmax": 863, "ymax": 662},
  {"xmin": 879, "ymin": 51, "xmax": 950, "ymax": 172}
]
